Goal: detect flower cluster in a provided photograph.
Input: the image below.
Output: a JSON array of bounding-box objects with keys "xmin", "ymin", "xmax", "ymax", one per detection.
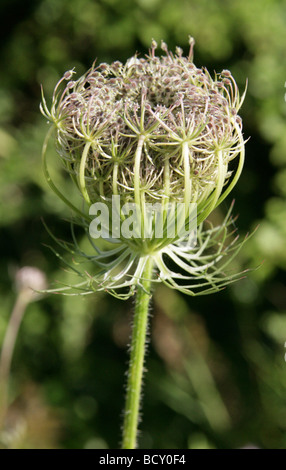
[
  {"xmin": 41, "ymin": 39, "xmax": 248, "ymax": 297},
  {"xmin": 41, "ymin": 38, "xmax": 245, "ymax": 219}
]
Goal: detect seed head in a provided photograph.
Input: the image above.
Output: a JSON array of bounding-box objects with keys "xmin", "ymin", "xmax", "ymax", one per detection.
[
  {"xmin": 40, "ymin": 40, "xmax": 248, "ymax": 297},
  {"xmin": 41, "ymin": 40, "xmax": 246, "ymax": 220}
]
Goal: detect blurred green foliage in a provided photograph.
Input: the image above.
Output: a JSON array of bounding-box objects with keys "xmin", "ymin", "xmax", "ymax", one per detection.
[{"xmin": 0, "ymin": 0, "xmax": 286, "ymax": 449}]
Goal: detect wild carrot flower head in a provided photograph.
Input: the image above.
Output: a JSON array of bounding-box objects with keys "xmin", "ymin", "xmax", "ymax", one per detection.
[
  {"xmin": 41, "ymin": 38, "xmax": 248, "ymax": 298},
  {"xmin": 41, "ymin": 38, "xmax": 245, "ymax": 210}
]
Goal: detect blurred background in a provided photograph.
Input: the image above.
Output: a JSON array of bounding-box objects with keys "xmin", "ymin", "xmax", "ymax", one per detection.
[{"xmin": 0, "ymin": 0, "xmax": 286, "ymax": 449}]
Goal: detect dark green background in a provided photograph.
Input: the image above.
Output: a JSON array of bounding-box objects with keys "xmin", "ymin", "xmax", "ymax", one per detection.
[{"xmin": 0, "ymin": 0, "xmax": 286, "ymax": 449}]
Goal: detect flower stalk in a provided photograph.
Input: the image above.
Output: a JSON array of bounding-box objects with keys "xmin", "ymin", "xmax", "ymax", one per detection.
[
  {"xmin": 0, "ymin": 290, "xmax": 30, "ymax": 430},
  {"xmin": 0, "ymin": 267, "xmax": 46, "ymax": 433},
  {"xmin": 122, "ymin": 256, "xmax": 154, "ymax": 449}
]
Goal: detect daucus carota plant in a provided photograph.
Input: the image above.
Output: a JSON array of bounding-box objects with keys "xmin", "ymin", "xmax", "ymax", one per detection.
[{"xmin": 41, "ymin": 38, "xmax": 248, "ymax": 449}]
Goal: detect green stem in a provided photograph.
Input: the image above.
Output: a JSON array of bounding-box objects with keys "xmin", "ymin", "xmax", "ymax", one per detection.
[
  {"xmin": 0, "ymin": 289, "xmax": 31, "ymax": 431},
  {"xmin": 122, "ymin": 256, "xmax": 154, "ymax": 449}
]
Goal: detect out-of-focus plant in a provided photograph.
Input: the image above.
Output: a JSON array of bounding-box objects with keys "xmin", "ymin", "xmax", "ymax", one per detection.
[{"xmin": 0, "ymin": 267, "xmax": 47, "ymax": 448}]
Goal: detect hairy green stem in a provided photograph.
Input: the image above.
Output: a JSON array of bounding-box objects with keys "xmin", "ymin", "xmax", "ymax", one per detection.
[{"xmin": 122, "ymin": 256, "xmax": 154, "ymax": 449}]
